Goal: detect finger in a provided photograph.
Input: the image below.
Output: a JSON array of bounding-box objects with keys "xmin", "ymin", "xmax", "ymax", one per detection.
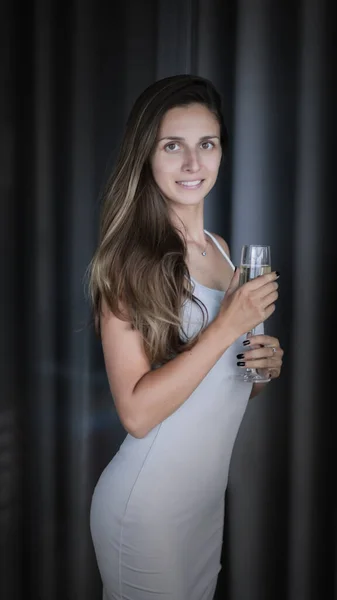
[
  {"xmin": 237, "ymin": 347, "xmax": 280, "ymax": 361},
  {"xmin": 257, "ymin": 280, "xmax": 279, "ymax": 299},
  {"xmin": 244, "ymin": 271, "xmax": 279, "ymax": 291},
  {"xmin": 238, "ymin": 357, "xmax": 282, "ymax": 369},
  {"xmin": 226, "ymin": 267, "xmax": 241, "ymax": 296},
  {"xmin": 263, "ymin": 302, "xmax": 276, "ymax": 320},
  {"xmin": 243, "ymin": 335, "xmax": 280, "ymax": 347},
  {"xmin": 243, "ymin": 352, "xmax": 282, "ymax": 365},
  {"xmin": 261, "ymin": 289, "xmax": 279, "ymax": 309}
]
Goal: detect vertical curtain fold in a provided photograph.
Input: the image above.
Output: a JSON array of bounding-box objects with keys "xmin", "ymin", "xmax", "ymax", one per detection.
[{"xmin": 288, "ymin": 0, "xmax": 336, "ymax": 598}]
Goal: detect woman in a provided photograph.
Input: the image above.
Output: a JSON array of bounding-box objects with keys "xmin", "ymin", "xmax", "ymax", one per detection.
[{"xmin": 88, "ymin": 74, "xmax": 283, "ymax": 600}]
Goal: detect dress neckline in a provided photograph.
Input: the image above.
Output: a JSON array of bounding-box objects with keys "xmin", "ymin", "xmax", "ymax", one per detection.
[
  {"xmin": 190, "ymin": 276, "xmax": 226, "ymax": 294},
  {"xmin": 189, "ymin": 230, "xmax": 232, "ymax": 294}
]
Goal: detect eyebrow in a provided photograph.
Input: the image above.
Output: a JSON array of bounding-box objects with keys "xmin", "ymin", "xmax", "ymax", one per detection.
[{"xmin": 158, "ymin": 135, "xmax": 220, "ymax": 142}]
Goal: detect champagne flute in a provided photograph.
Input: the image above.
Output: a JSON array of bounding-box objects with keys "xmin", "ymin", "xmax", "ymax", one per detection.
[{"xmin": 237, "ymin": 245, "xmax": 271, "ymax": 383}]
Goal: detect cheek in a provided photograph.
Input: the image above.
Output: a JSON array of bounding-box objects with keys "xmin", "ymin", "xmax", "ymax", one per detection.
[
  {"xmin": 206, "ymin": 153, "xmax": 222, "ymax": 174},
  {"xmin": 151, "ymin": 156, "xmax": 178, "ymax": 185}
]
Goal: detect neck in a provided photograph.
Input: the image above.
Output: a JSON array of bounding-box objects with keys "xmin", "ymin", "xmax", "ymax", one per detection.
[{"xmin": 168, "ymin": 202, "xmax": 206, "ymax": 246}]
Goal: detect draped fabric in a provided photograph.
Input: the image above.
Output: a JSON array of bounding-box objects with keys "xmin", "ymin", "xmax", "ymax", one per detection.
[{"xmin": 1, "ymin": 0, "xmax": 335, "ymax": 598}]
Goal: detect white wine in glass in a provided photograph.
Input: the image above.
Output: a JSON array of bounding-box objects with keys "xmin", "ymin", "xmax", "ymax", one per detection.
[{"xmin": 237, "ymin": 245, "xmax": 271, "ymax": 383}]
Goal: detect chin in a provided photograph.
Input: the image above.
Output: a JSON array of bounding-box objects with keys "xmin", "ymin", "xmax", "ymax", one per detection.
[{"xmin": 166, "ymin": 192, "xmax": 205, "ymax": 206}]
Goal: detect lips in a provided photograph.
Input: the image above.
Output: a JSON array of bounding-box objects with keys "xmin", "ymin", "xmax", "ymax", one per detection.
[{"xmin": 176, "ymin": 179, "xmax": 204, "ymax": 189}]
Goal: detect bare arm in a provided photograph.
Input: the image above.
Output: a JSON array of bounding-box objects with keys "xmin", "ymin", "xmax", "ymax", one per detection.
[
  {"xmin": 101, "ymin": 301, "xmax": 234, "ymax": 439},
  {"xmin": 129, "ymin": 321, "xmax": 234, "ymax": 437}
]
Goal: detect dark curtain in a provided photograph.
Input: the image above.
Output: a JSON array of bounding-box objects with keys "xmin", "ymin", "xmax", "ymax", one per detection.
[{"xmin": 1, "ymin": 0, "xmax": 336, "ymax": 599}]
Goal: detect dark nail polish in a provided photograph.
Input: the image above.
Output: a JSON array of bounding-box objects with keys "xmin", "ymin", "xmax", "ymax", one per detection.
[
  {"xmin": 243, "ymin": 340, "xmax": 250, "ymax": 346},
  {"xmin": 275, "ymin": 271, "xmax": 280, "ymax": 276},
  {"xmin": 237, "ymin": 353, "xmax": 245, "ymax": 359},
  {"xmin": 237, "ymin": 361, "xmax": 246, "ymax": 367}
]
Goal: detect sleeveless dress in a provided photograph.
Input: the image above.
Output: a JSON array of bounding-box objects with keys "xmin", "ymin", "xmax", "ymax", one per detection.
[{"xmin": 90, "ymin": 230, "xmax": 263, "ymax": 600}]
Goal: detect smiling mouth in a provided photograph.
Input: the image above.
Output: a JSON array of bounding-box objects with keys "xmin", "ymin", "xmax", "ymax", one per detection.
[{"xmin": 176, "ymin": 179, "xmax": 204, "ymax": 189}]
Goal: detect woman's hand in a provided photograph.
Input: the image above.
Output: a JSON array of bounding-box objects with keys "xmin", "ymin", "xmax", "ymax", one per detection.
[
  {"xmin": 217, "ymin": 269, "xmax": 280, "ymax": 344},
  {"xmin": 236, "ymin": 334, "xmax": 284, "ymax": 380}
]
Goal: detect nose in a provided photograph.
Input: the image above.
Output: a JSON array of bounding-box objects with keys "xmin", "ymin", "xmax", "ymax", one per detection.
[{"xmin": 182, "ymin": 148, "xmax": 201, "ymax": 173}]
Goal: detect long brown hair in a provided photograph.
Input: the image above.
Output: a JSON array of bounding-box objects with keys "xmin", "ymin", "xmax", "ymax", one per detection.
[{"xmin": 87, "ymin": 74, "xmax": 228, "ymax": 367}]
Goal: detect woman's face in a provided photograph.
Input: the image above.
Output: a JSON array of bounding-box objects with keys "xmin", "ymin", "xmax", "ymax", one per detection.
[{"xmin": 150, "ymin": 103, "xmax": 222, "ymax": 206}]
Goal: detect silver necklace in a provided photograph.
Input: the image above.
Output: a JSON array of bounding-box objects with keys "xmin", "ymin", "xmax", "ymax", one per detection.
[{"xmin": 187, "ymin": 236, "xmax": 208, "ymax": 256}]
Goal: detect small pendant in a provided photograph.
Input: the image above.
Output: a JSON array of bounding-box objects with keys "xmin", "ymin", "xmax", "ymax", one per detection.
[{"xmin": 202, "ymin": 251, "xmax": 207, "ymax": 256}]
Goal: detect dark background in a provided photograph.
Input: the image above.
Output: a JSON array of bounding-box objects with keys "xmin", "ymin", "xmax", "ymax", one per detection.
[{"xmin": 1, "ymin": 0, "xmax": 336, "ymax": 598}]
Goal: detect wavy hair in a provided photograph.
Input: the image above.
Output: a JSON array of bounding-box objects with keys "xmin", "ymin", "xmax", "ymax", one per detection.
[{"xmin": 87, "ymin": 74, "xmax": 228, "ymax": 367}]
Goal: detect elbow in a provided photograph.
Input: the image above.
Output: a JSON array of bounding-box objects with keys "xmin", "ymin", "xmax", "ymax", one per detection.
[
  {"xmin": 126, "ymin": 423, "xmax": 148, "ymax": 439},
  {"xmin": 123, "ymin": 413, "xmax": 148, "ymax": 439},
  {"xmin": 129, "ymin": 428, "xmax": 148, "ymax": 439},
  {"xmin": 116, "ymin": 391, "xmax": 150, "ymax": 439}
]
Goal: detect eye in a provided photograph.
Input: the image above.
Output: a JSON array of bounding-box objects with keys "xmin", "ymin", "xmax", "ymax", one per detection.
[
  {"xmin": 201, "ymin": 141, "xmax": 215, "ymax": 150},
  {"xmin": 164, "ymin": 142, "xmax": 180, "ymax": 152}
]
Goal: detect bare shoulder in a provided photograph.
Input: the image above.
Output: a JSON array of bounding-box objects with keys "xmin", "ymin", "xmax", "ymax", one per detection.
[{"xmin": 210, "ymin": 233, "xmax": 231, "ymax": 257}]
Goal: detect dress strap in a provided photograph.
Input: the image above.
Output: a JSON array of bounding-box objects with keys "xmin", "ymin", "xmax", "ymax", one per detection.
[{"xmin": 204, "ymin": 230, "xmax": 235, "ymax": 270}]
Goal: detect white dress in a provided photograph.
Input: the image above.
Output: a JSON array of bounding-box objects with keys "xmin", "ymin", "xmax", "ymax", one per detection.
[{"xmin": 90, "ymin": 230, "xmax": 260, "ymax": 600}]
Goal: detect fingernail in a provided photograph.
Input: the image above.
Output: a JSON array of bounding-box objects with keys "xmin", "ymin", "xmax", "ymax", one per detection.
[
  {"xmin": 237, "ymin": 361, "xmax": 246, "ymax": 367},
  {"xmin": 237, "ymin": 353, "xmax": 245, "ymax": 359},
  {"xmin": 243, "ymin": 340, "xmax": 250, "ymax": 346}
]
